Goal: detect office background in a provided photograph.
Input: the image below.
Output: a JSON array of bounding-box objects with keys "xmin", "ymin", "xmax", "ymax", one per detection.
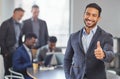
[
  {"xmin": 0, "ymin": 0, "xmax": 120, "ymax": 46},
  {"xmin": 1, "ymin": 0, "xmax": 120, "ymax": 77}
]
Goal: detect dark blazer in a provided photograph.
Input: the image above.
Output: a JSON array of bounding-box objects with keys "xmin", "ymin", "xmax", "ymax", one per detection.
[
  {"xmin": 21, "ymin": 18, "xmax": 49, "ymax": 48},
  {"xmin": 0, "ymin": 17, "xmax": 22, "ymax": 75},
  {"xmin": 0, "ymin": 17, "xmax": 19, "ymax": 56},
  {"xmin": 12, "ymin": 45, "xmax": 32, "ymax": 79},
  {"xmin": 64, "ymin": 26, "xmax": 115, "ymax": 79}
]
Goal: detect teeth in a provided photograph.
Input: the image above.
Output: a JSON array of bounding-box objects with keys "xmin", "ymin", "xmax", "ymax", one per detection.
[{"xmin": 87, "ymin": 20, "xmax": 92, "ymax": 23}]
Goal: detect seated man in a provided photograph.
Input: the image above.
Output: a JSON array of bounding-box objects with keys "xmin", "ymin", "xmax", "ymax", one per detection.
[
  {"xmin": 12, "ymin": 33, "xmax": 37, "ymax": 79},
  {"xmin": 36, "ymin": 36, "xmax": 62, "ymax": 65}
]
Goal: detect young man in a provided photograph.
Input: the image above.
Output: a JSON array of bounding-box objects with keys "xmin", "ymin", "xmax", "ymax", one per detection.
[
  {"xmin": 0, "ymin": 7, "xmax": 25, "ymax": 75},
  {"xmin": 36, "ymin": 36, "xmax": 62, "ymax": 65},
  {"xmin": 12, "ymin": 33, "xmax": 37, "ymax": 79},
  {"xmin": 64, "ymin": 3, "xmax": 114, "ymax": 79}
]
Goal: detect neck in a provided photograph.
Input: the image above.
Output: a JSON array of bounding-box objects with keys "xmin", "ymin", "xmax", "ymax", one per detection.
[{"xmin": 85, "ymin": 27, "xmax": 91, "ymax": 34}]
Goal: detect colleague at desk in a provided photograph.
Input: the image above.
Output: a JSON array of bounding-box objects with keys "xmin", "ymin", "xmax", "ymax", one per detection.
[
  {"xmin": 64, "ymin": 3, "xmax": 114, "ymax": 79},
  {"xmin": 12, "ymin": 33, "xmax": 37, "ymax": 79},
  {"xmin": 36, "ymin": 36, "xmax": 62, "ymax": 65}
]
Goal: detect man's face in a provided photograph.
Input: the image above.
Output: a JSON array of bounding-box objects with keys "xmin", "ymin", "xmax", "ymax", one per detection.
[
  {"xmin": 31, "ymin": 8, "xmax": 39, "ymax": 19},
  {"xmin": 49, "ymin": 42, "xmax": 56, "ymax": 50},
  {"xmin": 83, "ymin": 7, "xmax": 100, "ymax": 28},
  {"xmin": 14, "ymin": 11, "xmax": 24, "ymax": 21},
  {"xmin": 26, "ymin": 37, "xmax": 37, "ymax": 49}
]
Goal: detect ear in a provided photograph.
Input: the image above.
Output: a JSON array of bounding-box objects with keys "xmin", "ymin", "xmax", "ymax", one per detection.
[{"xmin": 98, "ymin": 16, "xmax": 101, "ymax": 22}]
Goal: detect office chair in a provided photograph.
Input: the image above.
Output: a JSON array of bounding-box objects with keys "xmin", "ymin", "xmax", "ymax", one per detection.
[
  {"xmin": 4, "ymin": 75, "xmax": 24, "ymax": 79},
  {"xmin": 8, "ymin": 67, "xmax": 24, "ymax": 79}
]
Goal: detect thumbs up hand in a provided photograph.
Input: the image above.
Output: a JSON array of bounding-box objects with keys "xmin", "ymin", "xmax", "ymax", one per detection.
[{"xmin": 94, "ymin": 41, "xmax": 105, "ymax": 60}]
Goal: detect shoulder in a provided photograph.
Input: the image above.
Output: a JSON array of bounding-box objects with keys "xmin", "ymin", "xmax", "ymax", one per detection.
[
  {"xmin": 98, "ymin": 26, "xmax": 113, "ymax": 37},
  {"xmin": 23, "ymin": 18, "xmax": 31, "ymax": 23},
  {"xmin": 0, "ymin": 18, "xmax": 13, "ymax": 29},
  {"xmin": 15, "ymin": 45, "xmax": 26, "ymax": 54},
  {"xmin": 40, "ymin": 45, "xmax": 48, "ymax": 50},
  {"xmin": 70, "ymin": 30, "xmax": 81, "ymax": 39},
  {"xmin": 1, "ymin": 18, "xmax": 12, "ymax": 25},
  {"xmin": 38, "ymin": 19, "xmax": 46, "ymax": 22}
]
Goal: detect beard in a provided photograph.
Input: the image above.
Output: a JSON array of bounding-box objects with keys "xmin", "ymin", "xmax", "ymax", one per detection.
[
  {"xmin": 27, "ymin": 45, "xmax": 32, "ymax": 49},
  {"xmin": 84, "ymin": 19, "xmax": 97, "ymax": 28}
]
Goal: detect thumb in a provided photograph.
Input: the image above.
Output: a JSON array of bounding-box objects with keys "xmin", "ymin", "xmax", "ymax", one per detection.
[{"xmin": 97, "ymin": 41, "xmax": 101, "ymax": 49}]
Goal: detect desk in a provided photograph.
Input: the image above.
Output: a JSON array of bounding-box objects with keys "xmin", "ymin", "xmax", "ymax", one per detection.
[
  {"xmin": 27, "ymin": 67, "xmax": 120, "ymax": 79},
  {"xmin": 27, "ymin": 67, "xmax": 65, "ymax": 79}
]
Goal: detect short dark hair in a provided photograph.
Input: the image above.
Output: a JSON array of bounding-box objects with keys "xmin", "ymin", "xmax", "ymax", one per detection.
[
  {"xmin": 85, "ymin": 3, "xmax": 102, "ymax": 17},
  {"xmin": 24, "ymin": 33, "xmax": 37, "ymax": 42},
  {"xmin": 14, "ymin": 7, "xmax": 25, "ymax": 13},
  {"xmin": 49, "ymin": 36, "xmax": 57, "ymax": 43},
  {"xmin": 32, "ymin": 4, "xmax": 39, "ymax": 9}
]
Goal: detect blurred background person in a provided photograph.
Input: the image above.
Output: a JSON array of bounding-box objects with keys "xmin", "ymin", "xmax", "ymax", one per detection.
[
  {"xmin": 12, "ymin": 33, "xmax": 37, "ymax": 79},
  {"xmin": 21, "ymin": 4, "xmax": 49, "ymax": 49},
  {"xmin": 36, "ymin": 36, "xmax": 62, "ymax": 65},
  {"xmin": 0, "ymin": 7, "xmax": 24, "ymax": 75}
]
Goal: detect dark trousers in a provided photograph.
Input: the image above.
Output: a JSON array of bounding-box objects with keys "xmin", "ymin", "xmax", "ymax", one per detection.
[{"xmin": 4, "ymin": 54, "xmax": 13, "ymax": 75}]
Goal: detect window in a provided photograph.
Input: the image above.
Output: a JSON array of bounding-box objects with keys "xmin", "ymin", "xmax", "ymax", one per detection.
[{"xmin": 14, "ymin": 0, "xmax": 70, "ymax": 47}]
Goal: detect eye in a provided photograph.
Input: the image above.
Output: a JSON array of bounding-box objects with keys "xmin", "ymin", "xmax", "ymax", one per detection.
[
  {"xmin": 85, "ymin": 12, "xmax": 90, "ymax": 16},
  {"xmin": 92, "ymin": 14, "xmax": 97, "ymax": 17}
]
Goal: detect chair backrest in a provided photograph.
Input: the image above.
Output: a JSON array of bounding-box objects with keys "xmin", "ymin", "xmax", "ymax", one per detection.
[
  {"xmin": 4, "ymin": 75, "xmax": 24, "ymax": 79},
  {"xmin": 0, "ymin": 54, "xmax": 5, "ymax": 79},
  {"xmin": 8, "ymin": 67, "xmax": 24, "ymax": 79}
]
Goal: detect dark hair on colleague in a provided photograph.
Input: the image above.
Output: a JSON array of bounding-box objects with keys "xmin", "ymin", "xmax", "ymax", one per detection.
[
  {"xmin": 49, "ymin": 36, "xmax": 57, "ymax": 43},
  {"xmin": 85, "ymin": 3, "xmax": 102, "ymax": 17},
  {"xmin": 32, "ymin": 4, "xmax": 39, "ymax": 9},
  {"xmin": 14, "ymin": 7, "xmax": 25, "ymax": 13},
  {"xmin": 24, "ymin": 33, "xmax": 37, "ymax": 42}
]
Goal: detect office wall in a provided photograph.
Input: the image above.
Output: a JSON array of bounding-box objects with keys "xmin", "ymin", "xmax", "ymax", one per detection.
[
  {"xmin": 70, "ymin": 0, "xmax": 120, "ymax": 37},
  {"xmin": 0, "ymin": 0, "xmax": 120, "ymax": 38},
  {"xmin": 0, "ymin": 0, "xmax": 14, "ymax": 25}
]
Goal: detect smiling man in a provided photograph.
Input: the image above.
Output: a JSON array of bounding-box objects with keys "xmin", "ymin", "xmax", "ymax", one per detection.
[{"xmin": 64, "ymin": 3, "xmax": 114, "ymax": 79}]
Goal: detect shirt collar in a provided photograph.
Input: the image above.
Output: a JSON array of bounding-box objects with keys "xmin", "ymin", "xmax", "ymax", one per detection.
[
  {"xmin": 83, "ymin": 25, "xmax": 98, "ymax": 35},
  {"xmin": 31, "ymin": 17, "xmax": 38, "ymax": 22},
  {"xmin": 23, "ymin": 44, "xmax": 31, "ymax": 52}
]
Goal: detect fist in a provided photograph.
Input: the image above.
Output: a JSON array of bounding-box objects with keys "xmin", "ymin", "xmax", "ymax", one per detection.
[{"xmin": 94, "ymin": 41, "xmax": 105, "ymax": 60}]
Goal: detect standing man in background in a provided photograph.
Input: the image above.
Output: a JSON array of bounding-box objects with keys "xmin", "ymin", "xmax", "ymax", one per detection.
[
  {"xmin": 0, "ymin": 7, "xmax": 25, "ymax": 75},
  {"xmin": 21, "ymin": 4, "xmax": 49, "ymax": 49},
  {"xmin": 64, "ymin": 3, "xmax": 114, "ymax": 79}
]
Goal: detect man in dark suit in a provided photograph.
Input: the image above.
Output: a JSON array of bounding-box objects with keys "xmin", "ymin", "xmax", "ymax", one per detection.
[
  {"xmin": 12, "ymin": 33, "xmax": 37, "ymax": 79},
  {"xmin": 21, "ymin": 4, "xmax": 49, "ymax": 49},
  {"xmin": 64, "ymin": 3, "xmax": 115, "ymax": 79},
  {"xmin": 0, "ymin": 7, "xmax": 25, "ymax": 75}
]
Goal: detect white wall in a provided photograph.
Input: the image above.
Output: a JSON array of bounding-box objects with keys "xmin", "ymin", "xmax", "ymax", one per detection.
[
  {"xmin": 0, "ymin": 0, "xmax": 120, "ymax": 38},
  {"xmin": 0, "ymin": 0, "xmax": 14, "ymax": 25},
  {"xmin": 70, "ymin": 0, "xmax": 120, "ymax": 37}
]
